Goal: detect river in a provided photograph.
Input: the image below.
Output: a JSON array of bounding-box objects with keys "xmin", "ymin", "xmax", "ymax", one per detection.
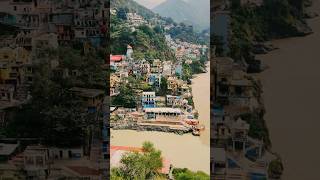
[
  {"xmin": 258, "ymin": 2, "xmax": 320, "ymax": 179},
  {"xmin": 110, "ymin": 63, "xmax": 210, "ymax": 174}
]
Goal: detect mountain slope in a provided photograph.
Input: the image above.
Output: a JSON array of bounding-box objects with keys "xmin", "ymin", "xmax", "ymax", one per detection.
[
  {"xmin": 111, "ymin": 0, "xmax": 156, "ymax": 20},
  {"xmin": 110, "ymin": 0, "xmax": 175, "ymax": 61},
  {"xmin": 152, "ymin": 0, "xmax": 209, "ymax": 31}
]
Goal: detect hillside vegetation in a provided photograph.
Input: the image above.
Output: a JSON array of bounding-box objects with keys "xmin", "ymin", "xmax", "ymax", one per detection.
[
  {"xmin": 111, "ymin": 15, "xmax": 175, "ymax": 61},
  {"xmin": 111, "ymin": 0, "xmax": 156, "ymax": 20}
]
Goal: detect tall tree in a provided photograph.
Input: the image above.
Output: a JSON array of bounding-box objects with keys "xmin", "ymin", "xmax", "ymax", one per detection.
[{"xmin": 111, "ymin": 142, "xmax": 164, "ymax": 180}]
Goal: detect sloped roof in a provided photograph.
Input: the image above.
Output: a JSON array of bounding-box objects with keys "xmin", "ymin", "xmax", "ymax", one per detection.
[{"xmin": 110, "ymin": 55, "xmax": 124, "ymax": 62}]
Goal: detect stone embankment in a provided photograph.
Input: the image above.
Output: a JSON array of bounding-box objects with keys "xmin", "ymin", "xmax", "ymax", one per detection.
[{"xmin": 111, "ymin": 121, "xmax": 191, "ymax": 135}]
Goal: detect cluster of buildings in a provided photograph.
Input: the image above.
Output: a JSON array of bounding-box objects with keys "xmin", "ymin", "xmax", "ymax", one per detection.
[
  {"xmin": 211, "ymin": 56, "xmax": 271, "ymax": 179},
  {"xmin": 0, "ymin": 0, "xmax": 109, "ymax": 119},
  {"xmin": 110, "ymin": 45, "xmax": 197, "ymax": 130},
  {"xmin": 0, "ymin": 0, "xmax": 109, "ymax": 179},
  {"xmin": 110, "ymin": 10, "xmax": 209, "ymax": 135},
  {"xmin": 165, "ymin": 34, "xmax": 208, "ymax": 63},
  {"xmin": 0, "ymin": 0, "xmax": 108, "ymax": 47},
  {"xmin": 126, "ymin": 12, "xmax": 146, "ymax": 27},
  {"xmin": 211, "ymin": 47, "xmax": 279, "ymax": 180},
  {"xmin": 111, "ymin": 7, "xmax": 159, "ymax": 31},
  {"xmin": 0, "ymin": 143, "xmax": 105, "ymax": 179}
]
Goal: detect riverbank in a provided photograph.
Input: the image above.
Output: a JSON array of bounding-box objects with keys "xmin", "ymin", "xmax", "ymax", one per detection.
[
  {"xmin": 110, "ymin": 63, "xmax": 210, "ymax": 174},
  {"xmin": 257, "ymin": 1, "xmax": 320, "ymax": 179},
  {"xmin": 191, "ymin": 62, "xmax": 210, "ymax": 145}
]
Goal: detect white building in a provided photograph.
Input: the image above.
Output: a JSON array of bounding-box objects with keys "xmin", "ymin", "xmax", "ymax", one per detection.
[
  {"xmin": 126, "ymin": 45, "xmax": 133, "ymax": 59},
  {"xmin": 143, "ymin": 107, "xmax": 182, "ymax": 119},
  {"xmin": 127, "ymin": 13, "xmax": 145, "ymax": 26},
  {"xmin": 162, "ymin": 61, "xmax": 172, "ymax": 77},
  {"xmin": 166, "ymin": 95, "xmax": 180, "ymax": 107},
  {"xmin": 142, "ymin": 92, "xmax": 156, "ymax": 108}
]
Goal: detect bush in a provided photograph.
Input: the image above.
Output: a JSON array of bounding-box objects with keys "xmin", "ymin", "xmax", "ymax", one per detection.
[
  {"xmin": 268, "ymin": 158, "xmax": 284, "ymax": 179},
  {"xmin": 172, "ymin": 168, "xmax": 210, "ymax": 180}
]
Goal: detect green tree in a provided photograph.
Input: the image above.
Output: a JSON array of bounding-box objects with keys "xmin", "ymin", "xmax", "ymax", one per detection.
[
  {"xmin": 182, "ymin": 63, "xmax": 192, "ymax": 81},
  {"xmin": 158, "ymin": 77, "xmax": 168, "ymax": 96},
  {"xmin": 117, "ymin": 8, "xmax": 128, "ymax": 20},
  {"xmin": 268, "ymin": 158, "xmax": 284, "ymax": 179},
  {"xmin": 111, "ymin": 142, "xmax": 164, "ymax": 180},
  {"xmin": 112, "ymin": 84, "xmax": 137, "ymax": 108}
]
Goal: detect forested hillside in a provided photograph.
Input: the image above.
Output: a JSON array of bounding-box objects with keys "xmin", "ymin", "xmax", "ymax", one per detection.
[
  {"xmin": 229, "ymin": 0, "xmax": 312, "ymax": 64},
  {"xmin": 110, "ymin": 0, "xmax": 176, "ymax": 61},
  {"xmin": 110, "ymin": 16, "xmax": 176, "ymax": 61},
  {"xmin": 111, "ymin": 0, "xmax": 156, "ymax": 20}
]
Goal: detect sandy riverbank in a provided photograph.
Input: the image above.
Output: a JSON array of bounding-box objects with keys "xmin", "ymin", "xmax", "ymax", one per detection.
[
  {"xmin": 111, "ymin": 63, "xmax": 210, "ymax": 174},
  {"xmin": 258, "ymin": 2, "xmax": 320, "ymax": 179}
]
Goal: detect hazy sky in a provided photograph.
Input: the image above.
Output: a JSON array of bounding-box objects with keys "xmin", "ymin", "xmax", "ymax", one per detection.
[{"xmin": 134, "ymin": 0, "xmax": 167, "ymax": 9}]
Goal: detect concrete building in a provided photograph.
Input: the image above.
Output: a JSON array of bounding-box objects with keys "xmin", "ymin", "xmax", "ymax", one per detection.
[
  {"xmin": 141, "ymin": 91, "xmax": 156, "ymax": 109},
  {"xmin": 143, "ymin": 107, "xmax": 182, "ymax": 120}
]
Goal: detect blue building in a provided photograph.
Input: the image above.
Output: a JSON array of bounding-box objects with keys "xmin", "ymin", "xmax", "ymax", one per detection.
[
  {"xmin": 147, "ymin": 73, "xmax": 161, "ymax": 89},
  {"xmin": 0, "ymin": 13, "xmax": 16, "ymax": 25},
  {"xmin": 141, "ymin": 92, "xmax": 156, "ymax": 108}
]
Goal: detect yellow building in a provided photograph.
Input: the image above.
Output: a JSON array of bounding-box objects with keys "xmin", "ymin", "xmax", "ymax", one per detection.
[
  {"xmin": 110, "ymin": 74, "xmax": 121, "ymax": 96},
  {"xmin": 0, "ymin": 47, "xmax": 31, "ymax": 84},
  {"xmin": 167, "ymin": 76, "xmax": 189, "ymax": 95}
]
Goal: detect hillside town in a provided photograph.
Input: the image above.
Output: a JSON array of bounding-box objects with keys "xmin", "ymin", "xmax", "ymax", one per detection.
[
  {"xmin": 110, "ymin": 7, "xmax": 209, "ymax": 137},
  {"xmin": 0, "ymin": 0, "xmax": 108, "ymax": 179},
  {"xmin": 109, "ymin": 3, "xmax": 211, "ymax": 178}
]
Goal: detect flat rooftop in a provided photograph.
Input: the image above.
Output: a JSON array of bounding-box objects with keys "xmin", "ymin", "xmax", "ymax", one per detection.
[{"xmin": 144, "ymin": 108, "xmax": 182, "ymax": 114}]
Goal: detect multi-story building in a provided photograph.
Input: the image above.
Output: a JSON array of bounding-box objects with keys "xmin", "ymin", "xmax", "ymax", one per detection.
[
  {"xmin": 146, "ymin": 73, "xmax": 161, "ymax": 89},
  {"xmin": 162, "ymin": 61, "xmax": 172, "ymax": 77},
  {"xmin": 141, "ymin": 91, "xmax": 156, "ymax": 109}
]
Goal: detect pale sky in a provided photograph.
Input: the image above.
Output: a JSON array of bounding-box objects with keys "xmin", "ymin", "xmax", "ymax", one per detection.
[{"xmin": 134, "ymin": 0, "xmax": 167, "ymax": 9}]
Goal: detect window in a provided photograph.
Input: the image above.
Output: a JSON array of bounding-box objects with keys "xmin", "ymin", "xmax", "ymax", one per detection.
[{"xmin": 13, "ymin": 6, "xmax": 17, "ymax": 11}]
